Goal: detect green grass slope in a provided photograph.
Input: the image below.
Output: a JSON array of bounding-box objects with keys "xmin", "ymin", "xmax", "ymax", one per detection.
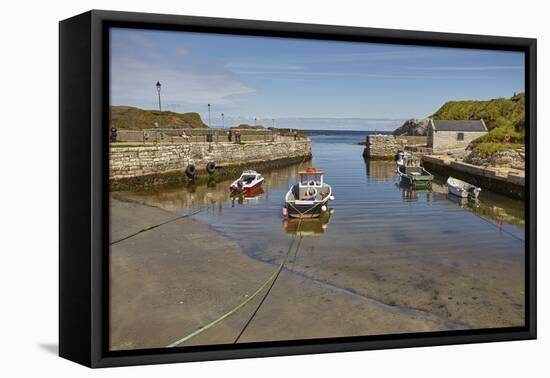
[{"xmin": 110, "ymin": 106, "xmax": 208, "ymax": 130}]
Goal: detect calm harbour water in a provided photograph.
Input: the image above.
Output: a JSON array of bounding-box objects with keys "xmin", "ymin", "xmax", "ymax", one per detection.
[{"xmin": 117, "ymin": 130, "xmax": 525, "ymax": 328}]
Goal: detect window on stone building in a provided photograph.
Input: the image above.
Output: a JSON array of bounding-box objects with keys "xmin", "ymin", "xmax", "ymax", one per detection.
[{"xmin": 457, "ymin": 132, "xmax": 464, "ymax": 141}]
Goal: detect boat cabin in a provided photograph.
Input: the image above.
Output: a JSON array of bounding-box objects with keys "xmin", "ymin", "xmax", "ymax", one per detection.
[
  {"xmin": 299, "ymin": 168, "xmax": 324, "ymax": 187},
  {"xmin": 399, "ymin": 156, "xmax": 425, "ymax": 175},
  {"xmin": 295, "ymin": 168, "xmax": 326, "ymax": 200}
]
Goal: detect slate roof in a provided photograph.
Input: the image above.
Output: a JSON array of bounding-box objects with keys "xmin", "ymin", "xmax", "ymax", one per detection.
[{"xmin": 430, "ymin": 119, "xmax": 487, "ymax": 132}]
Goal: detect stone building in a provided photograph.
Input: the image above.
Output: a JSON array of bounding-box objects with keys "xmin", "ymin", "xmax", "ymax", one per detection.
[{"xmin": 427, "ymin": 119, "xmax": 488, "ymax": 152}]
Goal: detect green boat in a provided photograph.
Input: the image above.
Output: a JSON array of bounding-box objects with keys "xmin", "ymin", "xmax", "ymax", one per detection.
[{"xmin": 396, "ymin": 153, "xmax": 433, "ymax": 189}]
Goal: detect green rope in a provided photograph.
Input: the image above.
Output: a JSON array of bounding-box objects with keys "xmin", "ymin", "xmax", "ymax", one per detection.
[
  {"xmin": 166, "ymin": 259, "xmax": 287, "ymax": 348},
  {"xmin": 166, "ymin": 219, "xmax": 303, "ymax": 348},
  {"xmin": 110, "ymin": 209, "xmax": 201, "ymax": 246}
]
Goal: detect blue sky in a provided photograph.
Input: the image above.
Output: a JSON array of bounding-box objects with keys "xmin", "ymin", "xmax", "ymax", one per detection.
[{"xmin": 110, "ymin": 28, "xmax": 524, "ymax": 130}]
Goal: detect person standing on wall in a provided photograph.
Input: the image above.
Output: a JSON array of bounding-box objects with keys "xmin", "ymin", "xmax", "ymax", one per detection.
[
  {"xmin": 235, "ymin": 130, "xmax": 241, "ymax": 143},
  {"xmin": 228, "ymin": 129, "xmax": 232, "ymax": 142},
  {"xmin": 110, "ymin": 127, "xmax": 117, "ymax": 143}
]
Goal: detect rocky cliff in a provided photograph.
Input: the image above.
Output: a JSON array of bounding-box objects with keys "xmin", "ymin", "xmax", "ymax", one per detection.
[{"xmin": 392, "ymin": 118, "xmax": 430, "ymax": 136}]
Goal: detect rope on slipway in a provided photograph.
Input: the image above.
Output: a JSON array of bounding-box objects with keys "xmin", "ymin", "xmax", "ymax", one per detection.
[
  {"xmin": 109, "ymin": 209, "xmax": 202, "ymax": 246},
  {"xmin": 233, "ymin": 233, "xmax": 304, "ymax": 344},
  {"xmin": 165, "ymin": 218, "xmax": 304, "ymax": 348}
]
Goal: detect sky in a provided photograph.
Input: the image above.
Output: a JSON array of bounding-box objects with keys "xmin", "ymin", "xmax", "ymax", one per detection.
[{"xmin": 110, "ymin": 28, "xmax": 525, "ymax": 130}]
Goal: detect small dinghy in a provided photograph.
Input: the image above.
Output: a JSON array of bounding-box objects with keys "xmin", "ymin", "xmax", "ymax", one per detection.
[
  {"xmin": 230, "ymin": 170, "xmax": 264, "ymax": 195},
  {"xmin": 284, "ymin": 167, "xmax": 334, "ymax": 218},
  {"xmin": 396, "ymin": 154, "xmax": 433, "ymax": 189},
  {"xmin": 447, "ymin": 176, "xmax": 481, "ymax": 199}
]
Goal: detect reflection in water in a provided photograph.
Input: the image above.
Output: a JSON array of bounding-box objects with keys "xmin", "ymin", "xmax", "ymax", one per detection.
[
  {"xmin": 365, "ymin": 159, "xmax": 397, "ymax": 182},
  {"xmin": 447, "ymin": 193, "xmax": 479, "ymax": 208},
  {"xmin": 282, "ymin": 209, "xmax": 333, "ymax": 236},
  {"xmin": 231, "ymin": 188, "xmax": 265, "ymax": 206},
  {"xmin": 364, "ymin": 156, "xmax": 525, "ymax": 229},
  {"xmin": 115, "ymin": 162, "xmax": 304, "ymax": 214},
  {"xmin": 396, "ymin": 181, "xmax": 437, "ymax": 202},
  {"xmin": 447, "ymin": 191, "xmax": 524, "ymax": 228}
]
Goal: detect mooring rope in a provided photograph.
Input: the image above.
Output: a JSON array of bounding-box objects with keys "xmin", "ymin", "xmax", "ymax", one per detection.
[
  {"xmin": 166, "ymin": 218, "xmax": 304, "ymax": 348},
  {"xmin": 233, "ymin": 232, "xmax": 304, "ymax": 344},
  {"xmin": 109, "ymin": 209, "xmax": 202, "ymax": 246},
  {"xmin": 290, "ymin": 235, "xmax": 305, "ymax": 271},
  {"xmin": 165, "ymin": 258, "xmax": 287, "ymax": 348}
]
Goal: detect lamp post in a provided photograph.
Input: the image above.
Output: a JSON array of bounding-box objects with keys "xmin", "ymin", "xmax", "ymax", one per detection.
[
  {"xmin": 254, "ymin": 117, "xmax": 257, "ymax": 126},
  {"xmin": 156, "ymin": 81, "xmax": 163, "ymax": 141},
  {"xmin": 221, "ymin": 113, "xmax": 225, "ymax": 128},
  {"xmin": 208, "ymin": 104, "xmax": 211, "ymax": 127}
]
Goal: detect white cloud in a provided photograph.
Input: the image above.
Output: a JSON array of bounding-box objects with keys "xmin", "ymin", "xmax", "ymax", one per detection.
[
  {"xmin": 110, "ymin": 30, "xmax": 256, "ymax": 110},
  {"xmin": 111, "ymin": 58, "xmax": 255, "ymax": 109}
]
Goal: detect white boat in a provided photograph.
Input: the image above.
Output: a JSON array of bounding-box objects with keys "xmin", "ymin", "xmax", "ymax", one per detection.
[
  {"xmin": 230, "ymin": 170, "xmax": 264, "ymax": 195},
  {"xmin": 284, "ymin": 167, "xmax": 334, "ymax": 218},
  {"xmin": 447, "ymin": 177, "xmax": 481, "ymax": 199}
]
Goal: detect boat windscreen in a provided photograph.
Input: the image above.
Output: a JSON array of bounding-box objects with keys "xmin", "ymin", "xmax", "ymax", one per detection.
[
  {"xmin": 300, "ymin": 174, "xmax": 322, "ymax": 186},
  {"xmin": 405, "ymin": 158, "xmax": 421, "ymax": 167},
  {"xmin": 242, "ymin": 175, "xmax": 256, "ymax": 183}
]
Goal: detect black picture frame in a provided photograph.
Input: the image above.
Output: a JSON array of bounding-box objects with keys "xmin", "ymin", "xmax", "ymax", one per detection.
[{"xmin": 59, "ymin": 9, "xmax": 537, "ymax": 368}]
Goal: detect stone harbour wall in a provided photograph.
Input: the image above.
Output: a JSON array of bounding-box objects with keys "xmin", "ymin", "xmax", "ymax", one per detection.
[
  {"xmin": 422, "ymin": 155, "xmax": 524, "ymax": 199},
  {"xmin": 364, "ymin": 135, "xmax": 401, "ymax": 159},
  {"xmin": 110, "ymin": 139, "xmax": 312, "ymax": 189},
  {"xmin": 364, "ymin": 135, "xmax": 429, "ymax": 159}
]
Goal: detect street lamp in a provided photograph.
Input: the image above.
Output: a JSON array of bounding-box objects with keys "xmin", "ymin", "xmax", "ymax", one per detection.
[
  {"xmin": 156, "ymin": 81, "xmax": 163, "ymax": 141},
  {"xmin": 208, "ymin": 104, "xmax": 211, "ymax": 127},
  {"xmin": 221, "ymin": 113, "xmax": 225, "ymax": 128}
]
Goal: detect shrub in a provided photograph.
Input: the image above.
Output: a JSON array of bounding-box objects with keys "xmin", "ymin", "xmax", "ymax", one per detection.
[
  {"xmin": 472, "ymin": 127, "xmax": 524, "ymax": 145},
  {"xmin": 473, "ymin": 142, "xmax": 522, "ymax": 158}
]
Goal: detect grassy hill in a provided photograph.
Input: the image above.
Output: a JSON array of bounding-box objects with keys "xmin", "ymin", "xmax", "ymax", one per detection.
[{"xmin": 110, "ymin": 106, "xmax": 208, "ymax": 129}]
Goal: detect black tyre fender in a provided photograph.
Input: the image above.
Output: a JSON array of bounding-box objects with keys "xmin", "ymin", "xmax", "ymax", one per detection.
[
  {"xmin": 206, "ymin": 161, "xmax": 216, "ymax": 174},
  {"xmin": 185, "ymin": 164, "xmax": 196, "ymax": 178}
]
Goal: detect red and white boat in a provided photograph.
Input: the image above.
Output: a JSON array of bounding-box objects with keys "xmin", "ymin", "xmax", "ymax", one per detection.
[{"xmin": 230, "ymin": 170, "xmax": 264, "ymax": 195}]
